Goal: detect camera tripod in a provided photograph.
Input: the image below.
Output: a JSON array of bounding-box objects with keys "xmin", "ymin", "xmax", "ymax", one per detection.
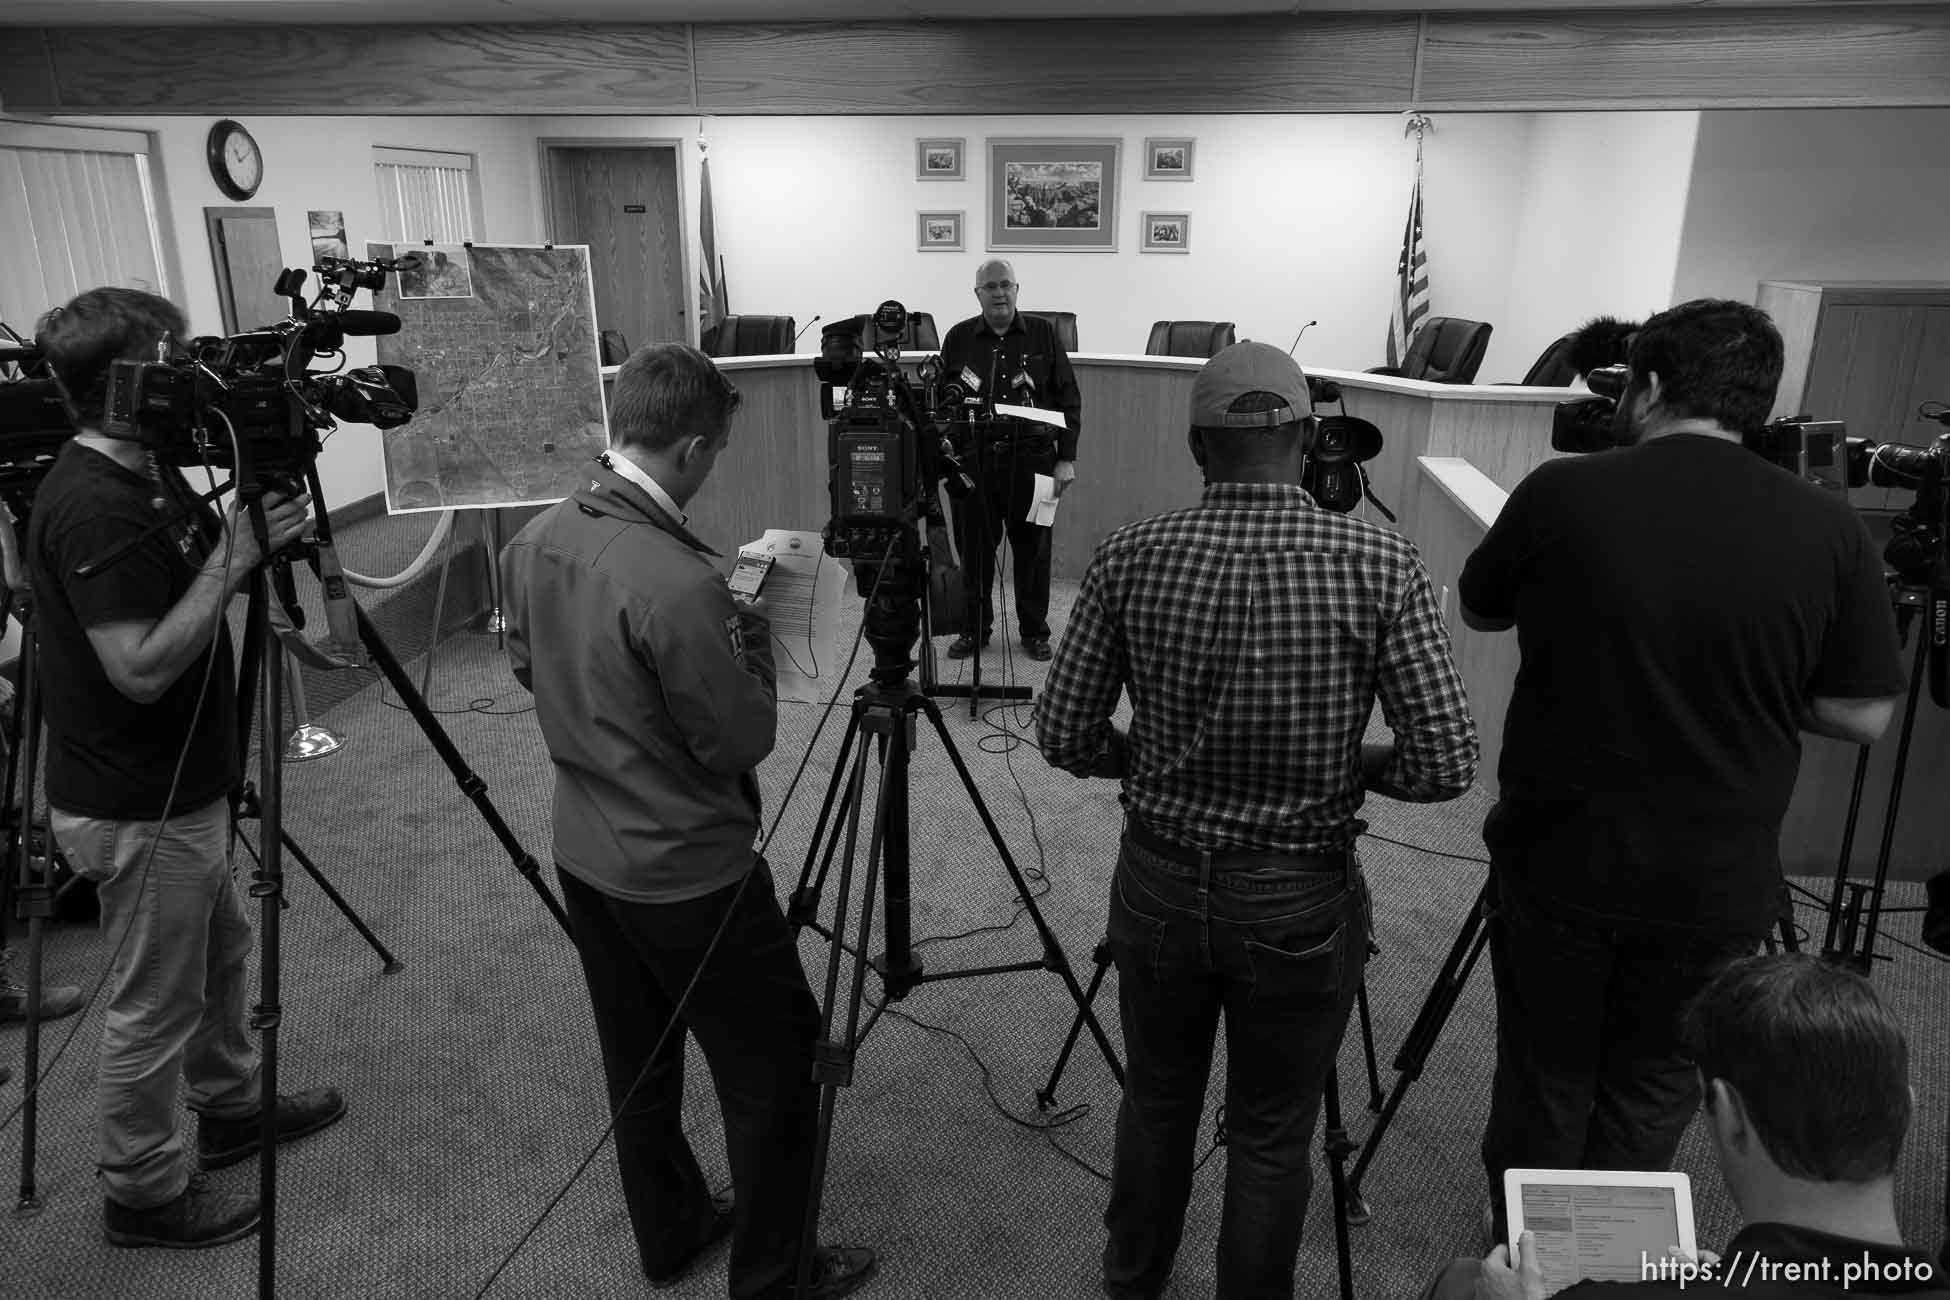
[
  {"xmin": 229, "ymin": 519, "xmax": 570, "ymax": 1297},
  {"xmin": 929, "ymin": 415, "xmax": 1040, "ymax": 718},
  {"xmin": 784, "ymin": 656, "xmax": 1123, "ymax": 1295}
]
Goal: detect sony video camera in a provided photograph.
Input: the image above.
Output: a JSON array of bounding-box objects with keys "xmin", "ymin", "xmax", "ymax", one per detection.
[
  {"xmin": 101, "ymin": 256, "xmax": 419, "ymax": 476},
  {"xmin": 1551, "ymin": 364, "xmax": 1882, "ymax": 492},
  {"xmin": 1302, "ymin": 376, "xmax": 1389, "ymax": 516},
  {"xmin": 816, "ymin": 301, "xmax": 971, "ymax": 684}
]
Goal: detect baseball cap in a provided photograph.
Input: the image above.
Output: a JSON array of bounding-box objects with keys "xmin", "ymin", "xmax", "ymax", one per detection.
[{"xmin": 1189, "ymin": 341, "xmax": 1313, "ymax": 429}]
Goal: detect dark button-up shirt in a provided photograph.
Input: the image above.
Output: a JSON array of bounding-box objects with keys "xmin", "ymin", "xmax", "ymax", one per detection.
[
  {"xmin": 939, "ymin": 311, "xmax": 1083, "ymax": 461},
  {"xmin": 1038, "ymin": 480, "xmax": 1478, "ymax": 852}
]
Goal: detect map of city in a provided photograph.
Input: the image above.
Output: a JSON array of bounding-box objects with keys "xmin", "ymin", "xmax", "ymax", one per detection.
[{"xmin": 369, "ymin": 242, "xmax": 609, "ymax": 513}]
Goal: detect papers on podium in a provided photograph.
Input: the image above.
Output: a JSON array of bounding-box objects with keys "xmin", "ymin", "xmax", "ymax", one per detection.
[{"xmin": 737, "ymin": 529, "xmax": 843, "ymax": 705}]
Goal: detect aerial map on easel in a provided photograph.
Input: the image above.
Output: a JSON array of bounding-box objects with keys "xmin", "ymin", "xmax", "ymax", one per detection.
[{"xmin": 368, "ymin": 242, "xmax": 610, "ymax": 513}]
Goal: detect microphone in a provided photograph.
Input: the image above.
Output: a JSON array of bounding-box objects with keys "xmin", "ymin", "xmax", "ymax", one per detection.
[
  {"xmin": 1288, "ymin": 321, "xmax": 1317, "ymax": 355},
  {"xmin": 332, "ymin": 311, "xmax": 403, "ymax": 337},
  {"xmin": 794, "ymin": 314, "xmax": 823, "ymax": 344}
]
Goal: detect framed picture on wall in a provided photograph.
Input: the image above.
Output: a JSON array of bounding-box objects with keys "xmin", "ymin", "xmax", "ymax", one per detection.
[
  {"xmin": 1144, "ymin": 137, "xmax": 1195, "ymax": 181},
  {"xmin": 987, "ymin": 137, "xmax": 1120, "ymax": 252},
  {"xmin": 917, "ymin": 138, "xmax": 965, "ymax": 181},
  {"xmin": 1141, "ymin": 211, "xmax": 1190, "ymax": 253},
  {"xmin": 918, "ymin": 210, "xmax": 965, "ymax": 252}
]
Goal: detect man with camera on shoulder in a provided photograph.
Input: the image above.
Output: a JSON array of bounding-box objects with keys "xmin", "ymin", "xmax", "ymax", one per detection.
[
  {"xmin": 938, "ymin": 258, "xmax": 1082, "ymax": 662},
  {"xmin": 1459, "ymin": 298, "xmax": 1908, "ymax": 1241},
  {"xmin": 1040, "ymin": 341, "xmax": 1478, "ymax": 1299},
  {"xmin": 30, "ymin": 287, "xmax": 346, "ymax": 1250}
]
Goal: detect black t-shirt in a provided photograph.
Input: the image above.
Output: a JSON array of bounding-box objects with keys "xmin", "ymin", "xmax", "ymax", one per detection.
[
  {"xmin": 1460, "ymin": 435, "xmax": 1905, "ymax": 933},
  {"xmin": 939, "ymin": 311, "xmax": 1084, "ymax": 463},
  {"xmin": 26, "ymin": 440, "xmax": 238, "ymax": 820}
]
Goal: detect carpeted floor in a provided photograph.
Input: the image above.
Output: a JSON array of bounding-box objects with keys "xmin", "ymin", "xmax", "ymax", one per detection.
[{"xmin": 3, "ymin": 580, "xmax": 1946, "ymax": 1299}]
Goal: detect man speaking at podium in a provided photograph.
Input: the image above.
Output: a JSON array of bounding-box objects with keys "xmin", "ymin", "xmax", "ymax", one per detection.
[{"xmin": 938, "ymin": 258, "xmax": 1082, "ymax": 662}]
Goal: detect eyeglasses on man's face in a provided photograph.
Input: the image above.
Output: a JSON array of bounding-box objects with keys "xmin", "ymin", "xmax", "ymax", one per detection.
[{"xmin": 978, "ymin": 281, "xmax": 1017, "ymax": 294}]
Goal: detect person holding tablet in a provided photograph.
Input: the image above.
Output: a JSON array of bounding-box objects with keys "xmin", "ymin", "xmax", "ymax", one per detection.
[{"xmin": 1425, "ymin": 954, "xmax": 1946, "ymax": 1298}]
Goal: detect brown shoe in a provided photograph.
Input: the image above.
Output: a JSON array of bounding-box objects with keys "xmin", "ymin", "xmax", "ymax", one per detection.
[
  {"xmin": 946, "ymin": 634, "xmax": 991, "ymax": 660},
  {"xmin": 0, "ymin": 949, "xmax": 84, "ymax": 1023},
  {"xmin": 1023, "ymin": 636, "xmax": 1053, "ymax": 661},
  {"xmin": 198, "ymin": 1087, "xmax": 348, "ymax": 1170},
  {"xmin": 104, "ymin": 1173, "xmax": 260, "ymax": 1249}
]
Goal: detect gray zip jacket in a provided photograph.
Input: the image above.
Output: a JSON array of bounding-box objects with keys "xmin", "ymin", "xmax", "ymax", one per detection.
[{"xmin": 501, "ymin": 459, "xmax": 775, "ymax": 903}]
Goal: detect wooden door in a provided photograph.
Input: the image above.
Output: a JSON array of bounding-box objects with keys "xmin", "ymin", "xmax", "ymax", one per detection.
[
  {"xmin": 544, "ymin": 146, "xmax": 684, "ymax": 356},
  {"xmin": 203, "ymin": 206, "xmax": 287, "ymax": 334}
]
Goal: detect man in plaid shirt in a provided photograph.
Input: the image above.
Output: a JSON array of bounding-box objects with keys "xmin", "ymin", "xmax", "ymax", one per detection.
[{"xmin": 1038, "ymin": 341, "xmax": 1477, "ymax": 1300}]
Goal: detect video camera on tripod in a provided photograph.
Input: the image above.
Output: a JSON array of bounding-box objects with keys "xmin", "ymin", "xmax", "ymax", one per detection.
[
  {"xmin": 1302, "ymin": 376, "xmax": 1391, "ymax": 518},
  {"xmin": 99, "ymin": 255, "xmax": 420, "ymax": 476},
  {"xmin": 816, "ymin": 300, "xmax": 970, "ymax": 685}
]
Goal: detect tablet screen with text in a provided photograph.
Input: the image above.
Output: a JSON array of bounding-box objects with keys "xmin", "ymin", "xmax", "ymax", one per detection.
[{"xmin": 1506, "ymin": 1171, "xmax": 1695, "ymax": 1294}]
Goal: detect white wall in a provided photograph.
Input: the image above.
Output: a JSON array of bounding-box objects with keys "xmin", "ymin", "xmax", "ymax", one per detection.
[
  {"xmin": 1672, "ymin": 108, "xmax": 1950, "ymax": 305},
  {"xmin": 1488, "ymin": 111, "xmax": 1698, "ymax": 384},
  {"xmin": 543, "ymin": 112, "xmax": 1535, "ymax": 374},
  {"xmin": 55, "ymin": 113, "xmax": 542, "ymax": 508}
]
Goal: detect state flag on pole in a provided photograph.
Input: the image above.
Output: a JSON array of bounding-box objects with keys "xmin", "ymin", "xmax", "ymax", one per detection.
[
  {"xmin": 699, "ymin": 152, "xmax": 728, "ymax": 338},
  {"xmin": 1386, "ymin": 178, "xmax": 1430, "ymax": 369}
]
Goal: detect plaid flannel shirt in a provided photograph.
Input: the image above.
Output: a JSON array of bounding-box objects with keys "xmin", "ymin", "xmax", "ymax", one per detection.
[{"xmin": 1038, "ymin": 481, "xmax": 1478, "ymax": 853}]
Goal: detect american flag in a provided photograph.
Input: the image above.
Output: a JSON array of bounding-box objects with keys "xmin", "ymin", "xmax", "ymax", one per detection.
[
  {"xmin": 699, "ymin": 151, "xmax": 728, "ymax": 337},
  {"xmin": 1386, "ymin": 177, "xmax": 1430, "ymax": 369}
]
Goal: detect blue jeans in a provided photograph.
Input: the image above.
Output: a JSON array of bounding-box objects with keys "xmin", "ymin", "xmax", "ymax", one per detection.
[
  {"xmin": 49, "ymin": 797, "xmax": 260, "ymax": 1209},
  {"xmin": 1103, "ymin": 822, "xmax": 1369, "ymax": 1300}
]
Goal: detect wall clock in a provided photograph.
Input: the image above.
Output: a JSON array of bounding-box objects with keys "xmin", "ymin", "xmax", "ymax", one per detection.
[{"xmin": 207, "ymin": 119, "xmax": 263, "ymax": 201}]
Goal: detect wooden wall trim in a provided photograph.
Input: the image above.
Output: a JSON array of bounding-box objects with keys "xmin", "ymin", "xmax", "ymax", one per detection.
[
  {"xmin": 2, "ymin": 7, "xmax": 1947, "ymax": 117},
  {"xmin": 1416, "ymin": 6, "xmax": 1950, "ymax": 110},
  {"xmin": 690, "ymin": 17, "xmax": 1418, "ymax": 114},
  {"xmin": 23, "ymin": 23, "xmax": 696, "ymax": 115}
]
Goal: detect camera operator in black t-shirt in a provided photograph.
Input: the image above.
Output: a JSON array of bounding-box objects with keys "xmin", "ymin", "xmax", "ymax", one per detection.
[
  {"xmin": 28, "ymin": 287, "xmax": 345, "ymax": 1250},
  {"xmin": 1458, "ymin": 298, "xmax": 1908, "ymax": 1243}
]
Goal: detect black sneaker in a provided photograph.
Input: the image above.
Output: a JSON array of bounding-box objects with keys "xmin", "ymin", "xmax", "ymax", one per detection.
[
  {"xmin": 947, "ymin": 634, "xmax": 991, "ymax": 660},
  {"xmin": 104, "ymin": 1173, "xmax": 260, "ymax": 1249},
  {"xmin": 803, "ymin": 1245, "xmax": 878, "ymax": 1299},
  {"xmin": 648, "ymin": 1190, "xmax": 734, "ymax": 1288},
  {"xmin": 198, "ymin": 1087, "xmax": 348, "ymax": 1170},
  {"xmin": 1023, "ymin": 636, "xmax": 1053, "ymax": 661}
]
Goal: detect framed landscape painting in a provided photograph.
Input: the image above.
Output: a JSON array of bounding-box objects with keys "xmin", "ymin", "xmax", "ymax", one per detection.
[
  {"xmin": 1141, "ymin": 211, "xmax": 1190, "ymax": 253},
  {"xmin": 987, "ymin": 138, "xmax": 1120, "ymax": 252},
  {"xmin": 917, "ymin": 138, "xmax": 964, "ymax": 181},
  {"xmin": 1144, "ymin": 137, "xmax": 1195, "ymax": 181},
  {"xmin": 918, "ymin": 210, "xmax": 964, "ymax": 252}
]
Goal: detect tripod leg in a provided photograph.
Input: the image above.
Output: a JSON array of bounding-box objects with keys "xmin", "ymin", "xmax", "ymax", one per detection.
[
  {"xmin": 799, "ymin": 722, "xmax": 894, "ymax": 1297},
  {"xmin": 1321, "ymin": 1066, "xmax": 1358, "ymax": 1300},
  {"xmin": 918, "ymin": 697, "xmax": 1124, "ymax": 1083},
  {"xmin": 1037, "ymin": 938, "xmax": 1112, "ymax": 1110},
  {"xmin": 350, "ymin": 604, "xmax": 571, "ymax": 938},
  {"xmin": 1356, "ymin": 977, "xmax": 1383, "ymax": 1112},
  {"xmin": 790, "ymin": 707, "xmax": 864, "ymax": 929},
  {"xmin": 10, "ymin": 628, "xmax": 48, "ymax": 1213},
  {"xmin": 229, "ymin": 830, "xmax": 403, "ymax": 973},
  {"xmin": 1345, "ymin": 880, "xmax": 1495, "ymax": 1222}
]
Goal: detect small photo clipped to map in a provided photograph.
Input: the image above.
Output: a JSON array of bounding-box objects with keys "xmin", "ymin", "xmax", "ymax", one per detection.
[{"xmin": 398, "ymin": 244, "xmax": 475, "ymax": 300}]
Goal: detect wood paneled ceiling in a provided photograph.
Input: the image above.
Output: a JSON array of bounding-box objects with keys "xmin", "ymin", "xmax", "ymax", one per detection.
[{"xmin": 0, "ymin": 0, "xmax": 1903, "ymax": 24}]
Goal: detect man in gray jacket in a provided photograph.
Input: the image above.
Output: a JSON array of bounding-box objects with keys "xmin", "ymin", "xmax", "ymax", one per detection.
[{"xmin": 502, "ymin": 343, "xmax": 874, "ymax": 1300}]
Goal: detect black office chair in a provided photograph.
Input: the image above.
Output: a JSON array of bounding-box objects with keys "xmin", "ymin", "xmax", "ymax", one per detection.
[
  {"xmin": 1368, "ymin": 317, "xmax": 1493, "ymax": 384},
  {"xmin": 702, "ymin": 315, "xmax": 796, "ymax": 357},
  {"xmin": 1518, "ymin": 332, "xmax": 1580, "ymax": 386},
  {"xmin": 1145, "ymin": 320, "xmax": 1236, "ymax": 359},
  {"xmin": 599, "ymin": 328, "xmax": 630, "ymax": 366},
  {"xmin": 1022, "ymin": 310, "xmax": 1079, "ymax": 353},
  {"xmin": 863, "ymin": 311, "xmax": 940, "ymax": 353}
]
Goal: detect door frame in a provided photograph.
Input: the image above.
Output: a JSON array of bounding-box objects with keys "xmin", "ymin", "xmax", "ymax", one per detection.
[{"xmin": 536, "ymin": 137, "xmax": 693, "ymax": 346}]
